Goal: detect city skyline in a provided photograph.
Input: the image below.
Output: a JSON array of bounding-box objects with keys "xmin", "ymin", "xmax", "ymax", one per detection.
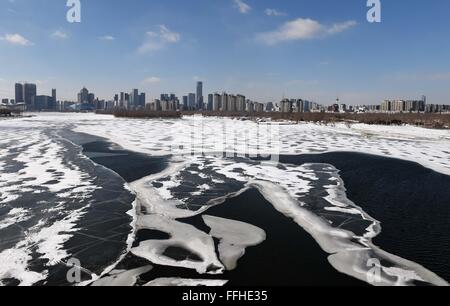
[
  {"xmin": 1, "ymin": 0, "xmax": 450, "ymax": 104},
  {"xmin": 5, "ymin": 80, "xmax": 447, "ymax": 115}
]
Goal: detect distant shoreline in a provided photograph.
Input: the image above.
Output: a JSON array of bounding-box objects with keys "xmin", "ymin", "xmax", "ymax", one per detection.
[{"xmin": 99, "ymin": 109, "xmax": 450, "ymax": 129}]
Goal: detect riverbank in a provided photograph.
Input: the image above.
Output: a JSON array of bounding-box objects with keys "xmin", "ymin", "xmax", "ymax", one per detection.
[{"xmin": 99, "ymin": 109, "xmax": 450, "ymax": 129}]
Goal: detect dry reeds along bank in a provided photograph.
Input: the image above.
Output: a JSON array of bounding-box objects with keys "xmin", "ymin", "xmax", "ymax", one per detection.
[{"xmin": 106, "ymin": 109, "xmax": 450, "ymax": 129}]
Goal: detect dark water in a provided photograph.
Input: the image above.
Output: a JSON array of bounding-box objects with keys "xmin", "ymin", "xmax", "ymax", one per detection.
[
  {"xmin": 113, "ymin": 187, "xmax": 366, "ymax": 286},
  {"xmin": 73, "ymin": 134, "xmax": 450, "ymax": 285},
  {"xmin": 75, "ymin": 137, "xmax": 363, "ymax": 285},
  {"xmin": 281, "ymin": 153, "xmax": 450, "ymax": 282},
  {"xmin": 183, "ymin": 188, "xmax": 366, "ymax": 286}
]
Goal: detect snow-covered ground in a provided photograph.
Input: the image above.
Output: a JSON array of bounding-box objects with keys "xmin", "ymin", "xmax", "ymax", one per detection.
[
  {"xmin": 4, "ymin": 113, "xmax": 448, "ymax": 176},
  {"xmin": 0, "ymin": 113, "xmax": 449, "ymax": 286}
]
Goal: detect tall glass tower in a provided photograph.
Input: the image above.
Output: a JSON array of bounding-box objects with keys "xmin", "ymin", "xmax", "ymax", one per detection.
[{"xmin": 196, "ymin": 81, "xmax": 203, "ymax": 110}]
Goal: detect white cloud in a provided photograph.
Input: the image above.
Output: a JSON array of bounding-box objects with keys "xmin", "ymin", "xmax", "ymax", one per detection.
[
  {"xmin": 141, "ymin": 77, "xmax": 161, "ymax": 84},
  {"xmin": 99, "ymin": 35, "xmax": 115, "ymax": 41},
  {"xmin": 257, "ymin": 18, "xmax": 356, "ymax": 45},
  {"xmin": 138, "ymin": 25, "xmax": 180, "ymax": 54},
  {"xmin": 265, "ymin": 8, "xmax": 286, "ymax": 17},
  {"xmin": 51, "ymin": 30, "xmax": 68, "ymax": 40},
  {"xmin": 326, "ymin": 21, "xmax": 357, "ymax": 35},
  {"xmin": 233, "ymin": 0, "xmax": 251, "ymax": 14},
  {"xmin": 0, "ymin": 33, "xmax": 33, "ymax": 46}
]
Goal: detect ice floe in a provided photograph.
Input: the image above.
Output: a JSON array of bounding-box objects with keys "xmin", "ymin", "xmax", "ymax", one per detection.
[
  {"xmin": 133, "ymin": 154, "xmax": 448, "ymax": 286},
  {"xmin": 203, "ymin": 215, "xmax": 266, "ymax": 270},
  {"xmin": 131, "ymin": 214, "xmax": 224, "ymax": 274},
  {"xmin": 252, "ymin": 179, "xmax": 448, "ymax": 286},
  {"xmin": 91, "ymin": 266, "xmax": 152, "ymax": 286}
]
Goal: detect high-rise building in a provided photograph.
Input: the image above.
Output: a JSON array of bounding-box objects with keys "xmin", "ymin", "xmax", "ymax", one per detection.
[
  {"xmin": 303, "ymin": 100, "xmax": 311, "ymax": 113},
  {"xmin": 88, "ymin": 93, "xmax": 95, "ymax": 104},
  {"xmin": 182, "ymin": 96, "xmax": 188, "ymax": 110},
  {"xmin": 23, "ymin": 83, "xmax": 37, "ymax": 109},
  {"xmin": 78, "ymin": 87, "xmax": 89, "ymax": 104},
  {"xmin": 52, "ymin": 89, "xmax": 57, "ymax": 105},
  {"xmin": 207, "ymin": 94, "xmax": 213, "ymax": 111},
  {"xmin": 196, "ymin": 81, "xmax": 203, "ymax": 110},
  {"xmin": 294, "ymin": 99, "xmax": 304, "ymax": 113},
  {"xmin": 15, "ymin": 83, "xmax": 24, "ymax": 103},
  {"xmin": 34, "ymin": 95, "xmax": 53, "ymax": 111},
  {"xmin": 130, "ymin": 89, "xmax": 139, "ymax": 109},
  {"xmin": 119, "ymin": 92, "xmax": 125, "ymax": 108},
  {"xmin": 246, "ymin": 100, "xmax": 254, "ymax": 113},
  {"xmin": 114, "ymin": 94, "xmax": 119, "ymax": 107},
  {"xmin": 213, "ymin": 93, "xmax": 221, "ymax": 112},
  {"xmin": 254, "ymin": 102, "xmax": 264, "ymax": 113},
  {"xmin": 221, "ymin": 92, "xmax": 229, "ymax": 112},
  {"xmin": 228, "ymin": 95, "xmax": 237, "ymax": 112},
  {"xmin": 280, "ymin": 99, "xmax": 292, "ymax": 113},
  {"xmin": 139, "ymin": 93, "xmax": 146, "ymax": 108},
  {"xmin": 188, "ymin": 93, "xmax": 196, "ymax": 110},
  {"xmin": 124, "ymin": 93, "xmax": 130, "ymax": 109},
  {"xmin": 266, "ymin": 102, "xmax": 274, "ymax": 112},
  {"xmin": 236, "ymin": 95, "xmax": 245, "ymax": 112},
  {"xmin": 381, "ymin": 100, "xmax": 391, "ymax": 112}
]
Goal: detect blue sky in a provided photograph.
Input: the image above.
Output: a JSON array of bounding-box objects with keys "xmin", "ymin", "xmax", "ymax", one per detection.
[{"xmin": 1, "ymin": 0, "xmax": 450, "ymax": 105}]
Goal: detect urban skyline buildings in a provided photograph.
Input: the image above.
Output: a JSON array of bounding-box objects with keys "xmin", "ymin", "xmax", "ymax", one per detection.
[{"xmin": 2, "ymin": 80, "xmax": 450, "ymax": 114}]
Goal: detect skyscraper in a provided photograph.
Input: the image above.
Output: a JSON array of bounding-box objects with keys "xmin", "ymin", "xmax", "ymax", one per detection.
[
  {"xmin": 221, "ymin": 92, "xmax": 229, "ymax": 112},
  {"xmin": 78, "ymin": 87, "xmax": 89, "ymax": 104},
  {"xmin": 213, "ymin": 93, "xmax": 221, "ymax": 112},
  {"xmin": 196, "ymin": 81, "xmax": 203, "ymax": 110},
  {"xmin": 23, "ymin": 83, "xmax": 37, "ymax": 110},
  {"xmin": 188, "ymin": 93, "xmax": 196, "ymax": 110},
  {"xmin": 208, "ymin": 94, "xmax": 213, "ymax": 111},
  {"xmin": 119, "ymin": 92, "xmax": 125, "ymax": 108},
  {"xmin": 236, "ymin": 95, "xmax": 245, "ymax": 112},
  {"xmin": 88, "ymin": 93, "xmax": 95, "ymax": 104},
  {"xmin": 131, "ymin": 89, "xmax": 139, "ymax": 109},
  {"xmin": 124, "ymin": 93, "xmax": 130, "ymax": 109},
  {"xmin": 15, "ymin": 83, "xmax": 24, "ymax": 103},
  {"xmin": 139, "ymin": 92, "xmax": 146, "ymax": 108},
  {"xmin": 228, "ymin": 95, "xmax": 237, "ymax": 112},
  {"xmin": 52, "ymin": 89, "xmax": 57, "ymax": 110}
]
